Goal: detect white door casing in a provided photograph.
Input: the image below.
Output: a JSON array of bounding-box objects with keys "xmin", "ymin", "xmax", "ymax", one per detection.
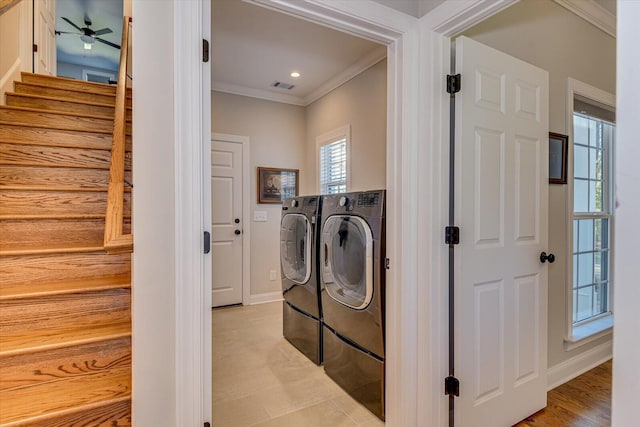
[
  {"xmin": 455, "ymin": 36, "xmax": 549, "ymax": 426},
  {"xmin": 33, "ymin": 0, "xmax": 56, "ymax": 75},
  {"xmin": 211, "ymin": 140, "xmax": 243, "ymax": 307}
]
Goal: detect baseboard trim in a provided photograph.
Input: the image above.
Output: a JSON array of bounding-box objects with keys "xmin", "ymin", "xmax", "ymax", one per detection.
[
  {"xmin": 248, "ymin": 291, "xmax": 283, "ymax": 306},
  {"xmin": 547, "ymin": 340, "xmax": 613, "ymax": 390}
]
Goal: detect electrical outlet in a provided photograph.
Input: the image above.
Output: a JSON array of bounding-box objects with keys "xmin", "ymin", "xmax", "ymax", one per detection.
[{"xmin": 269, "ymin": 270, "xmax": 277, "ymax": 281}]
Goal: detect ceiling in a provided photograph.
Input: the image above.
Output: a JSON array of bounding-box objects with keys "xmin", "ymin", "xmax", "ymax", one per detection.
[
  {"xmin": 56, "ymin": 0, "xmax": 123, "ymax": 71},
  {"xmin": 211, "ymin": 0, "xmax": 385, "ymax": 106}
]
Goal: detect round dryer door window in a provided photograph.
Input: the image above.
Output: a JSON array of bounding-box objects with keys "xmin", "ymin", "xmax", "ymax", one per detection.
[
  {"xmin": 321, "ymin": 215, "xmax": 373, "ymax": 309},
  {"xmin": 280, "ymin": 214, "xmax": 312, "ymax": 284}
]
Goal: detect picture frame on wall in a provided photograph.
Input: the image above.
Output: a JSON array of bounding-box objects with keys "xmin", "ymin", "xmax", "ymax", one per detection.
[
  {"xmin": 549, "ymin": 132, "xmax": 568, "ymax": 184},
  {"xmin": 257, "ymin": 167, "xmax": 299, "ymax": 204}
]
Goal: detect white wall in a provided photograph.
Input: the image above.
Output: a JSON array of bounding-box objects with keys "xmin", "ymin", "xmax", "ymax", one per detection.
[
  {"xmin": 212, "ymin": 91, "xmax": 306, "ymax": 297},
  {"xmin": 612, "ymin": 2, "xmax": 640, "ymax": 425},
  {"xmin": 462, "ymin": 0, "xmax": 615, "ymax": 374},
  {"xmin": 57, "ymin": 61, "xmax": 117, "ymax": 82},
  {"xmin": 0, "ymin": 0, "xmax": 32, "ymax": 103},
  {"xmin": 304, "ymin": 59, "xmax": 387, "ymax": 194}
]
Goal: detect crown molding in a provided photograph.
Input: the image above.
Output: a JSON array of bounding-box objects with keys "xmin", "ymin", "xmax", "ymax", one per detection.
[
  {"xmin": 553, "ymin": 0, "xmax": 616, "ymax": 38},
  {"xmin": 213, "ymin": 45, "xmax": 387, "ymax": 107}
]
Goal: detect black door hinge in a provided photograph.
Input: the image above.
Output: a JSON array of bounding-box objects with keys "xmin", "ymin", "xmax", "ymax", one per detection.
[
  {"xmin": 445, "ymin": 226, "xmax": 460, "ymax": 246},
  {"xmin": 445, "ymin": 376, "xmax": 460, "ymax": 397},
  {"xmin": 203, "ymin": 39, "xmax": 210, "ymax": 63},
  {"xmin": 385, "ymin": 258, "xmax": 390, "ymax": 270},
  {"xmin": 33, "ymin": 44, "xmax": 38, "ymax": 53},
  {"xmin": 204, "ymin": 231, "xmax": 211, "ymax": 254},
  {"xmin": 447, "ymin": 74, "xmax": 461, "ymax": 94}
]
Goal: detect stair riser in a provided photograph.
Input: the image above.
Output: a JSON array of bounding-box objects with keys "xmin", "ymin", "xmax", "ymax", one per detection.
[
  {"xmin": 0, "ymin": 166, "xmax": 133, "ymax": 190},
  {"xmin": 0, "ymin": 108, "xmax": 131, "ymax": 135},
  {"xmin": 0, "ymin": 143, "xmax": 132, "ymax": 170},
  {"xmin": 0, "ymin": 289, "xmax": 130, "ymax": 334},
  {"xmin": 0, "ymin": 252, "xmax": 131, "ymax": 287},
  {"xmin": 0, "ymin": 124, "xmax": 132, "ymax": 151},
  {"xmin": 0, "ymin": 338, "xmax": 131, "ymax": 391},
  {"xmin": 5, "ymin": 94, "xmax": 129, "ymax": 119},
  {"xmin": 0, "ymin": 368, "xmax": 131, "ymax": 425},
  {"xmin": 11, "ymin": 399, "xmax": 131, "ymax": 427},
  {"xmin": 13, "ymin": 82, "xmax": 117, "ymax": 105},
  {"xmin": 0, "ymin": 190, "xmax": 132, "ymax": 217},
  {"xmin": 20, "ymin": 74, "xmax": 117, "ymax": 96}
]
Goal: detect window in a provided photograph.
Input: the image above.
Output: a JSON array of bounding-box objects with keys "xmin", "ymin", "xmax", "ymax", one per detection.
[
  {"xmin": 317, "ymin": 125, "xmax": 350, "ymax": 195},
  {"xmin": 568, "ymin": 79, "xmax": 615, "ymax": 343}
]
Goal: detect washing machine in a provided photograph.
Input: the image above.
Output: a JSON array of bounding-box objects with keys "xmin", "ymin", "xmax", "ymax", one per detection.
[
  {"xmin": 280, "ymin": 195, "xmax": 323, "ymax": 365},
  {"xmin": 320, "ymin": 190, "xmax": 386, "ymax": 420}
]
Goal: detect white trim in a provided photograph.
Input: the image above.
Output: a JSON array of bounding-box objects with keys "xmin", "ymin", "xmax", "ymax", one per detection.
[
  {"xmin": 174, "ymin": 0, "xmax": 210, "ymax": 425},
  {"xmin": 0, "ymin": 58, "xmax": 21, "ymax": 104},
  {"xmin": 421, "ymin": 0, "xmax": 519, "ymax": 36},
  {"xmin": 211, "ymin": 132, "xmax": 252, "ymax": 307},
  {"xmin": 553, "ymin": 0, "xmax": 616, "ymax": 38},
  {"xmin": 547, "ymin": 340, "xmax": 612, "ymax": 390},
  {"xmin": 316, "ymin": 124, "xmax": 351, "ymax": 194},
  {"xmin": 565, "ymin": 315, "xmax": 613, "ymax": 351},
  {"xmin": 213, "ymin": 45, "xmax": 386, "ymax": 107},
  {"xmin": 565, "ymin": 78, "xmax": 616, "ymax": 344},
  {"xmin": 248, "ymin": 291, "xmax": 284, "ymax": 305}
]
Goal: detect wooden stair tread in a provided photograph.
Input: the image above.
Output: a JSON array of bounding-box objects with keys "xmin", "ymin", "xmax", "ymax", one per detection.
[
  {"xmin": 0, "ymin": 165, "xmax": 131, "ymax": 190},
  {"xmin": 0, "ymin": 213, "xmax": 131, "ymax": 220},
  {"xmin": 0, "ymin": 367, "xmax": 131, "ymax": 425},
  {"xmin": 0, "ymin": 189, "xmax": 132, "ymax": 217},
  {"xmin": 0, "ymin": 275, "xmax": 130, "ymax": 301},
  {"xmin": 0, "ymin": 321, "xmax": 131, "ymax": 357},
  {"xmin": 5, "ymin": 92, "xmax": 118, "ymax": 109},
  {"xmin": 5, "ymin": 93, "xmax": 132, "ymax": 121},
  {"xmin": 20, "ymin": 72, "xmax": 117, "ymax": 96},
  {"xmin": 0, "ymin": 142, "xmax": 115, "ymax": 170},
  {"xmin": 0, "ymin": 107, "xmax": 131, "ymax": 135},
  {"xmin": 12, "ymin": 82, "xmax": 118, "ymax": 106},
  {"xmin": 0, "ymin": 123, "xmax": 132, "ymax": 151},
  {"xmin": 0, "ymin": 105, "xmax": 114, "ymax": 121}
]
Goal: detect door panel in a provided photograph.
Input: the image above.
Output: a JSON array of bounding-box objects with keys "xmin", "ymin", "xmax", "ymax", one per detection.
[
  {"xmin": 455, "ymin": 36, "xmax": 549, "ymax": 427},
  {"xmin": 211, "ymin": 140, "xmax": 242, "ymax": 307},
  {"xmin": 33, "ymin": 0, "xmax": 56, "ymax": 76}
]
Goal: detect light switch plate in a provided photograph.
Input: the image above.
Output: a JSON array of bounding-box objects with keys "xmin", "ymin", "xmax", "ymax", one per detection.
[{"xmin": 253, "ymin": 210, "xmax": 267, "ymax": 222}]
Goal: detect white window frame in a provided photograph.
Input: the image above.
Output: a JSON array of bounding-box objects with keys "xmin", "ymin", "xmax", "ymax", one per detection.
[
  {"xmin": 566, "ymin": 78, "xmax": 616, "ymax": 348},
  {"xmin": 316, "ymin": 124, "xmax": 351, "ymax": 194},
  {"xmin": 82, "ymin": 69, "xmax": 116, "ymax": 83}
]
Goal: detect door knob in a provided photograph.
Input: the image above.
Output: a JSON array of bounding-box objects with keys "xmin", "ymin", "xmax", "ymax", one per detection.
[
  {"xmin": 235, "ymin": 229, "xmax": 241, "ymax": 235},
  {"xmin": 234, "ymin": 218, "xmax": 240, "ymax": 224},
  {"xmin": 540, "ymin": 252, "xmax": 555, "ymax": 263}
]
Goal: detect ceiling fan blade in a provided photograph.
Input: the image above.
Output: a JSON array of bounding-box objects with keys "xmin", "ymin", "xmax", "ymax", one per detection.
[
  {"xmin": 95, "ymin": 37, "xmax": 121, "ymax": 50},
  {"xmin": 62, "ymin": 17, "xmax": 83, "ymax": 32},
  {"xmin": 93, "ymin": 28, "xmax": 113, "ymax": 36},
  {"xmin": 55, "ymin": 30, "xmax": 82, "ymax": 35}
]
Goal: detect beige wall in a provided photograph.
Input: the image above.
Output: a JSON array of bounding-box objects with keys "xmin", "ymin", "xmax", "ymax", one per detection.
[
  {"xmin": 0, "ymin": 0, "xmax": 31, "ymax": 103},
  {"xmin": 212, "ymin": 91, "xmax": 306, "ymax": 297},
  {"xmin": 212, "ymin": 60, "xmax": 387, "ymax": 299},
  {"xmin": 304, "ymin": 59, "xmax": 387, "ymax": 194},
  {"xmin": 463, "ymin": 0, "xmax": 615, "ymax": 369}
]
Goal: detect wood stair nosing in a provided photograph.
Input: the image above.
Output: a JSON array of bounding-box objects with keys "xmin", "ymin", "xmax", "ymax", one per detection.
[
  {"xmin": 0, "ymin": 123, "xmax": 132, "ymax": 151},
  {"xmin": 0, "ymin": 274, "xmax": 131, "ymax": 301},
  {"xmin": 0, "ymin": 106, "xmax": 132, "ymax": 135},
  {"xmin": 0, "ymin": 396, "xmax": 131, "ymax": 427},
  {"xmin": 0, "ymin": 366, "xmax": 131, "ymax": 425},
  {"xmin": 0, "ymin": 337, "xmax": 131, "ymax": 391},
  {"xmin": 20, "ymin": 73, "xmax": 117, "ymax": 96},
  {"xmin": 12, "ymin": 82, "xmax": 117, "ymax": 106},
  {"xmin": 0, "ymin": 322, "xmax": 132, "ymax": 358}
]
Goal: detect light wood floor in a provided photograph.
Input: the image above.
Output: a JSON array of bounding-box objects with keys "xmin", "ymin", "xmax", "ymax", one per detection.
[
  {"xmin": 212, "ymin": 301, "xmax": 385, "ymax": 427},
  {"xmin": 514, "ymin": 360, "xmax": 612, "ymax": 426},
  {"xmin": 213, "ymin": 301, "xmax": 611, "ymax": 427}
]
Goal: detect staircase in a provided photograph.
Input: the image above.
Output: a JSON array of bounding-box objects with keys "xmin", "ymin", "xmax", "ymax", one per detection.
[{"xmin": 0, "ymin": 73, "xmax": 133, "ymax": 426}]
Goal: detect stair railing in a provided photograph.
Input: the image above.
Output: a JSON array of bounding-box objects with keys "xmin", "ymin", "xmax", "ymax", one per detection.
[{"xmin": 104, "ymin": 16, "xmax": 133, "ymax": 254}]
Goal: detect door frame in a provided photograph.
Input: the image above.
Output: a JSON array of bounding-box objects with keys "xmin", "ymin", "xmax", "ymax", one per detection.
[{"xmin": 211, "ymin": 132, "xmax": 251, "ymax": 306}]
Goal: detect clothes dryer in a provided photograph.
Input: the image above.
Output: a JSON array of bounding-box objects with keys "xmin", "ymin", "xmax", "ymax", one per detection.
[
  {"xmin": 280, "ymin": 195, "xmax": 323, "ymax": 365},
  {"xmin": 320, "ymin": 190, "xmax": 386, "ymax": 419}
]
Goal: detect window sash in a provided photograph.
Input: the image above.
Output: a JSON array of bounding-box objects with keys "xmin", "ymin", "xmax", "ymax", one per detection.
[{"xmin": 319, "ymin": 138, "xmax": 347, "ymax": 195}]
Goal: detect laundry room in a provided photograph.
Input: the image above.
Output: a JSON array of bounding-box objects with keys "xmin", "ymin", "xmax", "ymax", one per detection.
[{"xmin": 210, "ymin": 0, "xmax": 388, "ymax": 425}]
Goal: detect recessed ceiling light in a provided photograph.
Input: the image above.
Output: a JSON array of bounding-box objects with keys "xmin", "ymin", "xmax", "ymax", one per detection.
[{"xmin": 290, "ymin": 71, "xmax": 301, "ymax": 78}]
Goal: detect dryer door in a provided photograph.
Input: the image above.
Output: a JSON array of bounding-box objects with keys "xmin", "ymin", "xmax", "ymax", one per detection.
[
  {"xmin": 321, "ymin": 215, "xmax": 373, "ymax": 309},
  {"xmin": 280, "ymin": 213, "xmax": 312, "ymax": 285}
]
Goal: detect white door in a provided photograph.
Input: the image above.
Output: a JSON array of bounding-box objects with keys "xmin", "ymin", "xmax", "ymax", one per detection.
[
  {"xmin": 211, "ymin": 140, "xmax": 243, "ymax": 307},
  {"xmin": 455, "ymin": 36, "xmax": 549, "ymax": 427},
  {"xmin": 33, "ymin": 0, "xmax": 56, "ymax": 75}
]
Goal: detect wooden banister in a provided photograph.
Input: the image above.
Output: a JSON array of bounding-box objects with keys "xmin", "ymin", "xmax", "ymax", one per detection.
[{"xmin": 104, "ymin": 17, "xmax": 133, "ymax": 254}]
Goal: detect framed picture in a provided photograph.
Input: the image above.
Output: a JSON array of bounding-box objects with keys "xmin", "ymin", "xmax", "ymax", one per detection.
[
  {"xmin": 257, "ymin": 167, "xmax": 299, "ymax": 204},
  {"xmin": 549, "ymin": 132, "xmax": 568, "ymax": 184}
]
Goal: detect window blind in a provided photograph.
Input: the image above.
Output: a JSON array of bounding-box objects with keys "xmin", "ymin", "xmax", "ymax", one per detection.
[{"xmin": 319, "ymin": 138, "xmax": 347, "ymax": 194}]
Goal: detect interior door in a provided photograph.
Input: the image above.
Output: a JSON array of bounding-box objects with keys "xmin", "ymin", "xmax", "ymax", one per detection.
[
  {"xmin": 211, "ymin": 140, "xmax": 243, "ymax": 307},
  {"xmin": 455, "ymin": 36, "xmax": 549, "ymax": 426},
  {"xmin": 33, "ymin": 0, "xmax": 56, "ymax": 75}
]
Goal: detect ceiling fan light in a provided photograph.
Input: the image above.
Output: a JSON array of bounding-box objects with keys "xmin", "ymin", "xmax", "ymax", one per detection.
[
  {"xmin": 84, "ymin": 42, "xmax": 92, "ymax": 50},
  {"xmin": 80, "ymin": 34, "xmax": 95, "ymax": 44}
]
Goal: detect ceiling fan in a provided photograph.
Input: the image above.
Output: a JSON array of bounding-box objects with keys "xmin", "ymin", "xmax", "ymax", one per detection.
[{"xmin": 56, "ymin": 14, "xmax": 120, "ymax": 50}]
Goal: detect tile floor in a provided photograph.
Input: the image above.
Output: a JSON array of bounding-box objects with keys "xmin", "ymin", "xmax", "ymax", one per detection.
[{"xmin": 212, "ymin": 301, "xmax": 386, "ymax": 427}]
